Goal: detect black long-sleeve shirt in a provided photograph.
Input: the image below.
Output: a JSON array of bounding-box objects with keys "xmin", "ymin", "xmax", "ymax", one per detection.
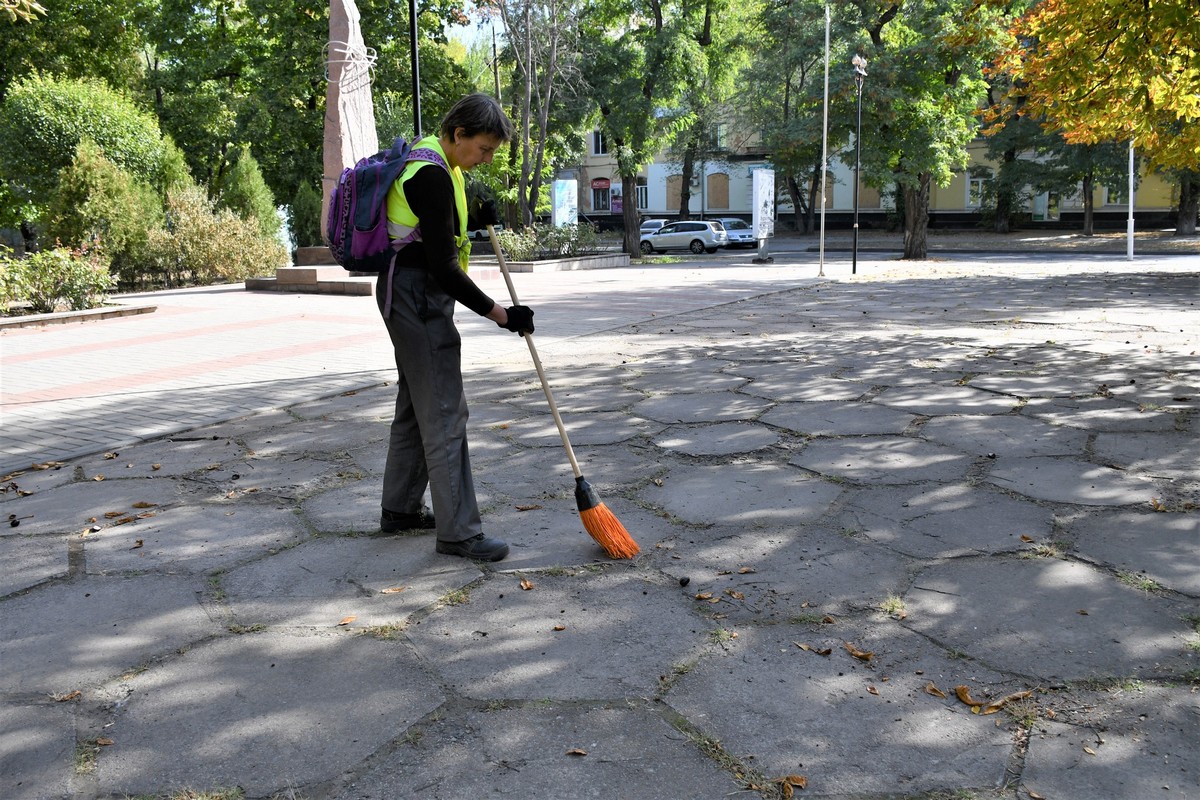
[{"xmin": 392, "ymin": 163, "xmax": 496, "ymax": 317}]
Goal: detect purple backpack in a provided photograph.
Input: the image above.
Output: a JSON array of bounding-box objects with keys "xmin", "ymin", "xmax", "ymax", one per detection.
[{"xmin": 324, "ymin": 137, "xmax": 447, "ymax": 273}]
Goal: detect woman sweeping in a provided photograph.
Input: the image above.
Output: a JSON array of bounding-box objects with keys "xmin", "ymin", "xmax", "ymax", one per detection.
[{"xmin": 376, "ymin": 93, "xmax": 533, "ymax": 562}]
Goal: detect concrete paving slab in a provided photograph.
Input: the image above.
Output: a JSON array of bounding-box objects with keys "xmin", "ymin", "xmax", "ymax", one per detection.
[
  {"xmin": 503, "ymin": 409, "xmax": 665, "ymax": 447},
  {"xmin": 621, "ymin": 365, "xmax": 749, "ymax": 394},
  {"xmin": 1024, "ymin": 395, "xmax": 1182, "ymax": 432},
  {"xmin": 93, "ymin": 631, "xmax": 446, "ymax": 798},
  {"xmin": 837, "ymin": 483, "xmax": 1055, "ymax": 559},
  {"xmin": 0, "ymin": 534, "xmax": 68, "ymax": 595},
  {"xmin": 221, "ymin": 535, "xmax": 479, "ymax": 629},
  {"xmin": 0, "ymin": 700, "xmax": 76, "ymax": 800},
  {"xmin": 0, "ymin": 574, "xmax": 220, "ymax": 693},
  {"xmin": 665, "ymin": 620, "xmax": 1016, "ymax": 796},
  {"xmin": 1022, "ymin": 686, "xmax": 1200, "ymax": 800},
  {"xmin": 652, "ymin": 421, "xmax": 781, "ymax": 455},
  {"xmin": 1068, "ymin": 510, "xmax": 1200, "ymax": 595},
  {"xmin": 329, "ymin": 703, "xmax": 744, "ymax": 799},
  {"xmin": 187, "ymin": 453, "xmax": 361, "ymax": 500},
  {"xmin": 238, "ymin": 417, "xmax": 390, "ymax": 458},
  {"xmin": 791, "ymin": 437, "xmax": 974, "ymax": 484},
  {"xmin": 505, "ymin": 382, "xmax": 646, "ymax": 413},
  {"xmin": 406, "ymin": 569, "xmax": 713, "ymax": 700},
  {"xmin": 968, "ymin": 372, "xmax": 1106, "ymax": 398},
  {"xmin": 919, "ymin": 413, "xmax": 1091, "ymax": 458},
  {"xmin": 1092, "ymin": 430, "xmax": 1200, "ymax": 478},
  {"xmin": 0, "ymin": 463, "xmax": 78, "ymax": 498},
  {"xmin": 632, "ymin": 391, "xmax": 775, "ymax": 424},
  {"xmin": 0, "ymin": 476, "xmax": 188, "ymax": 538},
  {"xmin": 986, "ymin": 455, "xmax": 1162, "ymax": 506},
  {"xmin": 65, "ymin": 435, "xmax": 249, "ymax": 479},
  {"xmin": 760, "ymin": 400, "xmax": 917, "ymax": 436},
  {"xmin": 286, "ymin": 383, "xmax": 394, "ymax": 422},
  {"xmin": 904, "ymin": 558, "xmax": 1195, "ymax": 681},
  {"xmin": 873, "ymin": 384, "xmax": 1021, "ymax": 415},
  {"xmin": 639, "ymin": 461, "xmax": 844, "ymax": 527},
  {"xmin": 82, "ymin": 503, "xmax": 310, "ymax": 575},
  {"xmin": 653, "ymin": 524, "xmax": 913, "ymax": 621}
]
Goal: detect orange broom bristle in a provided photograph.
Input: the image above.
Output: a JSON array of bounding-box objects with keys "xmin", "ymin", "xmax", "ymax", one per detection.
[{"xmin": 579, "ymin": 503, "xmax": 639, "ymax": 559}]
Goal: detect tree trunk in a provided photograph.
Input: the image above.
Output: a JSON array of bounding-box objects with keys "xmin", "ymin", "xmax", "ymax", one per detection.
[
  {"xmin": 1082, "ymin": 173, "xmax": 1094, "ymax": 236},
  {"xmin": 902, "ymin": 174, "xmax": 930, "ymax": 259},
  {"xmin": 621, "ymin": 172, "xmax": 640, "ymax": 255},
  {"xmin": 993, "ymin": 148, "xmax": 1017, "ymax": 233},
  {"xmin": 679, "ymin": 142, "xmax": 696, "ymax": 219},
  {"xmin": 785, "ymin": 176, "xmax": 806, "ymax": 234},
  {"xmin": 1178, "ymin": 170, "xmax": 1199, "ymax": 235},
  {"xmin": 804, "ymin": 162, "xmax": 822, "ymax": 235}
]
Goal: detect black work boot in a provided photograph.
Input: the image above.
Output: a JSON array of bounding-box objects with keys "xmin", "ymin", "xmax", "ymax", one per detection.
[
  {"xmin": 380, "ymin": 507, "xmax": 436, "ymax": 534},
  {"xmin": 435, "ymin": 534, "xmax": 509, "ymax": 562}
]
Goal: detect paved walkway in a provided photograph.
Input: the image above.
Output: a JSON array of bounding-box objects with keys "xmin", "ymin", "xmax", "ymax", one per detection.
[{"xmin": 2, "ymin": 244, "xmax": 1198, "ymax": 799}]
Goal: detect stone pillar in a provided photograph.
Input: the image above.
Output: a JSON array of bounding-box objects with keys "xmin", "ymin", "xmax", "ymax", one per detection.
[{"xmin": 321, "ymin": 0, "xmax": 380, "ymax": 241}]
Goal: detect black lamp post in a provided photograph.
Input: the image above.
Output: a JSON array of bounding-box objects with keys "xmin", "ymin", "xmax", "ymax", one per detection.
[
  {"xmin": 851, "ymin": 54, "xmax": 867, "ymax": 275},
  {"xmin": 409, "ymin": 0, "xmax": 421, "ymax": 136}
]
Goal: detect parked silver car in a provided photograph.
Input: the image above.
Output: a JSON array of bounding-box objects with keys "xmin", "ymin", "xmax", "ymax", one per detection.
[
  {"xmin": 639, "ymin": 220, "xmax": 729, "ymax": 255},
  {"xmin": 714, "ymin": 217, "xmax": 756, "ymax": 248}
]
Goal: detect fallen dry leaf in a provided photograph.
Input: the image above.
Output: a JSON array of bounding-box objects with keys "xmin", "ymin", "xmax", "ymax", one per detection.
[
  {"xmin": 822, "ymin": 615, "xmax": 836, "ymax": 624},
  {"xmin": 1028, "ymin": 791, "xmax": 1046, "ymax": 800},
  {"xmin": 132, "ymin": 502, "xmax": 157, "ymax": 509},
  {"xmin": 131, "ymin": 539, "xmax": 144, "ymax": 549},
  {"xmin": 955, "ymin": 684, "xmax": 987, "ymax": 712},
  {"xmin": 867, "ymin": 685, "xmax": 880, "ymax": 696},
  {"xmin": 738, "ymin": 566, "xmax": 757, "ymax": 574},
  {"xmin": 1150, "ymin": 498, "xmax": 1167, "ymax": 512},
  {"xmin": 136, "ymin": 511, "xmax": 157, "ymax": 520},
  {"xmin": 520, "ymin": 578, "xmax": 535, "ymax": 591},
  {"xmin": 784, "ymin": 774, "xmax": 807, "ymax": 789},
  {"xmin": 566, "ymin": 748, "xmax": 587, "ymax": 756},
  {"xmin": 1083, "ymin": 746, "xmax": 1097, "ymax": 755},
  {"xmin": 92, "ymin": 475, "xmax": 105, "ymax": 481},
  {"xmin": 1077, "ymin": 609, "xmax": 1089, "ymax": 615},
  {"xmin": 103, "ymin": 452, "xmax": 118, "ymax": 460},
  {"xmin": 515, "ymin": 504, "xmax": 543, "ymax": 511},
  {"xmin": 1020, "ymin": 534, "xmax": 1035, "ymax": 542},
  {"xmin": 925, "ymin": 682, "xmax": 948, "ymax": 699},
  {"xmin": 338, "ymin": 616, "xmax": 357, "ymax": 626},
  {"xmin": 104, "ymin": 511, "xmax": 124, "ymax": 519},
  {"xmin": 55, "ymin": 690, "xmax": 82, "ymax": 702},
  {"xmin": 553, "ymin": 624, "xmax": 567, "ymax": 631},
  {"xmin": 694, "ymin": 592, "xmax": 713, "ymax": 600},
  {"xmin": 380, "ymin": 586, "xmax": 406, "ymax": 594},
  {"xmin": 96, "ymin": 737, "xmax": 115, "ymax": 746},
  {"xmin": 983, "ymin": 690, "xmax": 1033, "ymax": 715},
  {"xmin": 843, "ymin": 642, "xmax": 874, "ymax": 661},
  {"xmin": 652, "ymin": 477, "xmax": 664, "ymax": 486},
  {"xmin": 115, "ymin": 516, "xmax": 136, "ymax": 525},
  {"xmin": 32, "ymin": 461, "xmax": 66, "ymax": 470},
  {"xmin": 151, "ymin": 464, "xmax": 162, "ymax": 471},
  {"xmin": 725, "ymin": 589, "xmax": 745, "ymax": 600}
]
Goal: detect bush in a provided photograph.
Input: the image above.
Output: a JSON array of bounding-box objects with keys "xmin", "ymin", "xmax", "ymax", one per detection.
[
  {"xmin": 142, "ymin": 184, "xmax": 287, "ymax": 287},
  {"xmin": 289, "ymin": 180, "xmax": 323, "ymax": 249},
  {"xmin": 218, "ymin": 145, "xmax": 280, "ymax": 239},
  {"xmin": 43, "ymin": 139, "xmax": 164, "ymax": 287},
  {"xmin": 1, "ymin": 244, "xmax": 115, "ymax": 314},
  {"xmin": 0, "ymin": 245, "xmax": 30, "ymax": 313},
  {"xmin": 494, "ymin": 222, "xmax": 602, "ymax": 261},
  {"xmin": 0, "ymin": 74, "xmax": 169, "ymax": 225}
]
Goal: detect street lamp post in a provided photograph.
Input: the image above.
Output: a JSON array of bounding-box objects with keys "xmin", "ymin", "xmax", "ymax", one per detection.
[{"xmin": 851, "ymin": 54, "xmax": 867, "ymax": 275}]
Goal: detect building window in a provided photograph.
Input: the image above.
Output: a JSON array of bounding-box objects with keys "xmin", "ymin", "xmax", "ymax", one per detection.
[
  {"xmin": 711, "ymin": 123, "xmax": 728, "ymax": 150},
  {"xmin": 592, "ymin": 130, "xmax": 608, "ymax": 156},
  {"xmin": 967, "ymin": 175, "xmax": 990, "ymax": 208},
  {"xmin": 1104, "ymin": 185, "xmax": 1127, "ymax": 205},
  {"xmin": 592, "ymin": 188, "xmax": 610, "ymax": 211},
  {"xmin": 636, "ymin": 177, "xmax": 648, "ymax": 209}
]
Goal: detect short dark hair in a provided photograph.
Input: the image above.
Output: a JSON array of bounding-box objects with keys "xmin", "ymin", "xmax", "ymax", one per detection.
[{"xmin": 440, "ymin": 93, "xmax": 515, "ymax": 142}]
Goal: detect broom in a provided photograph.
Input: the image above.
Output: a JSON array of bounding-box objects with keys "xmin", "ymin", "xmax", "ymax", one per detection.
[{"xmin": 486, "ymin": 224, "xmax": 639, "ymax": 559}]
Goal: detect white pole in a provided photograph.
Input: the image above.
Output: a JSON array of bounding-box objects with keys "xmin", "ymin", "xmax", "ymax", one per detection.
[
  {"xmin": 1127, "ymin": 140, "xmax": 1135, "ymax": 261},
  {"xmin": 818, "ymin": 3, "xmax": 830, "ymax": 276}
]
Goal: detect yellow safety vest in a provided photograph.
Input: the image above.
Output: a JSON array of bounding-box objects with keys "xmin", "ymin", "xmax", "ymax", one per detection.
[{"xmin": 386, "ymin": 135, "xmax": 471, "ymax": 272}]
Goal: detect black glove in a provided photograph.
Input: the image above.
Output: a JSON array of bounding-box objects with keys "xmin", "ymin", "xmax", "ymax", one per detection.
[
  {"xmin": 499, "ymin": 305, "xmax": 534, "ymax": 335},
  {"xmin": 471, "ymin": 198, "xmax": 501, "ymax": 229}
]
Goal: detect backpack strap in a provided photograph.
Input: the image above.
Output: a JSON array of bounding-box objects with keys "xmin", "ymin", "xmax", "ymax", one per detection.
[{"xmin": 382, "ymin": 146, "xmax": 451, "ymax": 317}]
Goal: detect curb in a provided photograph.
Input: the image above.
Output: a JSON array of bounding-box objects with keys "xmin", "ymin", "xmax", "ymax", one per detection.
[{"xmin": 0, "ymin": 303, "xmax": 157, "ymax": 330}]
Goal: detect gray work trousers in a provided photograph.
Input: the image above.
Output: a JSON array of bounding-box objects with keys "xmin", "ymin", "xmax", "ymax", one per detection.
[{"xmin": 376, "ymin": 267, "xmax": 482, "ymax": 543}]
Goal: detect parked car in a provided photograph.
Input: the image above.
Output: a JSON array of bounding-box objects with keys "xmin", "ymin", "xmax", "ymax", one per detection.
[
  {"xmin": 714, "ymin": 217, "xmax": 756, "ymax": 248},
  {"xmin": 467, "ymin": 224, "xmax": 504, "ymax": 241},
  {"xmin": 639, "ymin": 220, "xmax": 729, "ymax": 255},
  {"xmin": 639, "ymin": 218, "xmax": 668, "ymax": 235}
]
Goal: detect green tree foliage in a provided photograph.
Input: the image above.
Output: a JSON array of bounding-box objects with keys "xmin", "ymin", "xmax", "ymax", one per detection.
[
  {"xmin": 289, "ymin": 181, "xmax": 323, "ymax": 249},
  {"xmin": 0, "ymin": 74, "xmax": 169, "ymax": 226},
  {"xmin": 581, "ymin": 0, "xmax": 713, "ymax": 254},
  {"xmin": 0, "ymin": 0, "xmax": 146, "ymax": 101},
  {"xmin": 218, "ymin": 145, "xmax": 281, "ymax": 240},
  {"xmin": 43, "ymin": 139, "xmax": 164, "ymax": 283},
  {"xmin": 2, "ymin": 0, "xmax": 46, "ymax": 23},
  {"xmin": 849, "ymin": 0, "xmax": 1007, "ymax": 258}
]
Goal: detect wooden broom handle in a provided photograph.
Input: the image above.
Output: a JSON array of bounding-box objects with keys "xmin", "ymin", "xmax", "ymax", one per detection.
[{"xmin": 486, "ymin": 225, "xmax": 583, "ymax": 479}]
